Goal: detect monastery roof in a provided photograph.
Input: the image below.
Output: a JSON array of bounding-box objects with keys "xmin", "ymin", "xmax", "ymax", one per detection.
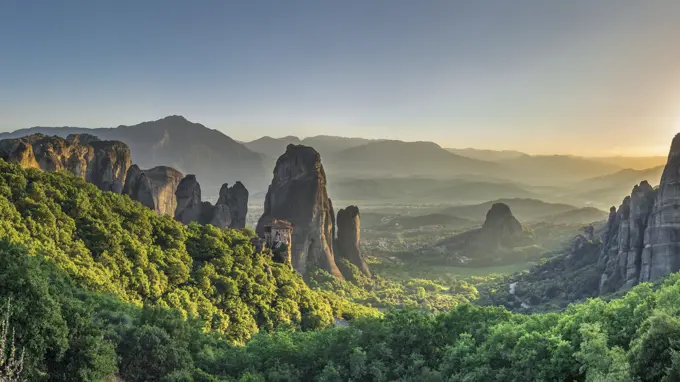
[{"xmin": 264, "ymin": 219, "xmax": 293, "ymax": 230}]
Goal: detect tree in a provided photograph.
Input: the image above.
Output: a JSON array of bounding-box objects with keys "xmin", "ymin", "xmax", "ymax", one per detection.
[{"xmin": 0, "ymin": 300, "xmax": 24, "ymax": 382}]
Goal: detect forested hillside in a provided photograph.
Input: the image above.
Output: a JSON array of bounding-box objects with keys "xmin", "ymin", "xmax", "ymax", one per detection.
[
  {"xmin": 2, "ymin": 159, "xmax": 680, "ymax": 381},
  {"xmin": 0, "ymin": 160, "xmax": 378, "ymax": 379}
]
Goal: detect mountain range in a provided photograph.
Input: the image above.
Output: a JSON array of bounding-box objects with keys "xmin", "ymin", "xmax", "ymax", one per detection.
[
  {"xmin": 0, "ymin": 115, "xmax": 268, "ymax": 198},
  {"xmin": 0, "ymin": 116, "xmax": 666, "ymax": 204}
]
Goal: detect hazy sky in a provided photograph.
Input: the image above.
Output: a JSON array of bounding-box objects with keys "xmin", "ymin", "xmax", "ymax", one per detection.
[{"xmin": 2, "ymin": 0, "xmax": 680, "ymax": 156}]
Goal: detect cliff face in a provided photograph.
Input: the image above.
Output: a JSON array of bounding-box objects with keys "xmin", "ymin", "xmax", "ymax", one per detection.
[
  {"xmin": 335, "ymin": 206, "xmax": 371, "ymax": 278},
  {"xmin": 598, "ymin": 182, "xmax": 656, "ymax": 293},
  {"xmin": 639, "ymin": 134, "xmax": 680, "ymax": 283},
  {"xmin": 0, "ymin": 133, "xmax": 131, "ymax": 193},
  {"xmin": 209, "ymin": 182, "xmax": 249, "ymax": 229},
  {"xmin": 170, "ymin": 175, "xmax": 249, "ymax": 228},
  {"xmin": 123, "ymin": 165, "xmax": 184, "ymax": 216},
  {"xmin": 174, "ymin": 175, "xmax": 203, "ymax": 225},
  {"xmin": 122, "ymin": 165, "xmax": 155, "ymax": 211},
  {"xmin": 599, "ymin": 133, "xmax": 680, "ymax": 293},
  {"xmin": 256, "ymin": 144, "xmax": 343, "ymax": 278}
]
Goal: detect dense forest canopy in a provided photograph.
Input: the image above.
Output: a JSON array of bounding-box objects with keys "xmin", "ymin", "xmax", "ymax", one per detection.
[
  {"xmin": 0, "ymin": 159, "xmax": 374, "ymax": 348},
  {"xmin": 0, "ymin": 159, "xmax": 679, "ymax": 381}
]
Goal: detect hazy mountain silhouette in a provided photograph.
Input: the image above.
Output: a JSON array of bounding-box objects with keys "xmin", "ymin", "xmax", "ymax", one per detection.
[
  {"xmin": 244, "ymin": 135, "xmax": 377, "ymax": 158},
  {"xmin": 580, "ymin": 165, "xmax": 664, "ymax": 190},
  {"xmin": 327, "ymin": 177, "xmax": 533, "ymax": 203},
  {"xmin": 376, "ymin": 213, "xmax": 474, "ymax": 230},
  {"xmin": 446, "ymin": 148, "xmax": 527, "ymax": 161},
  {"xmin": 439, "ymin": 198, "xmax": 585, "ymax": 222},
  {"xmin": 535, "ymin": 207, "xmax": 609, "ymax": 224},
  {"xmin": 501, "ymin": 155, "xmax": 622, "ymax": 183},
  {"xmin": 243, "ymin": 136, "xmax": 301, "ymax": 158},
  {"xmin": 562, "ymin": 165, "xmax": 665, "ymax": 209},
  {"xmin": 586, "ymin": 156, "xmax": 667, "ymax": 170},
  {"xmin": 0, "ymin": 115, "xmax": 269, "ymax": 197},
  {"xmin": 325, "ymin": 140, "xmax": 499, "ymax": 178}
]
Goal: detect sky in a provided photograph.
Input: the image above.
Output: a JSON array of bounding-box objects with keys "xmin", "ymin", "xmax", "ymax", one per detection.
[{"xmin": 2, "ymin": 0, "xmax": 680, "ymax": 156}]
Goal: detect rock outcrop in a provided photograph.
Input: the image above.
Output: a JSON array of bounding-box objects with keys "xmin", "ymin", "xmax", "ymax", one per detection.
[
  {"xmin": 174, "ymin": 175, "xmax": 203, "ymax": 224},
  {"xmin": 599, "ymin": 134, "xmax": 680, "ymax": 293},
  {"xmin": 639, "ymin": 135, "xmax": 680, "ymax": 283},
  {"xmin": 170, "ymin": 175, "xmax": 249, "ymax": 228},
  {"xmin": 599, "ymin": 182, "xmax": 656, "ymax": 293},
  {"xmin": 335, "ymin": 206, "xmax": 371, "ymax": 278},
  {"xmin": 209, "ymin": 182, "xmax": 249, "ymax": 229},
  {"xmin": 122, "ymin": 165, "xmax": 155, "ymax": 211},
  {"xmin": 435, "ymin": 203, "xmax": 532, "ymax": 265},
  {"xmin": 481, "ymin": 203, "xmax": 524, "ymax": 247},
  {"xmin": 123, "ymin": 165, "xmax": 184, "ymax": 216},
  {"xmin": 256, "ymin": 144, "xmax": 343, "ymax": 278},
  {"xmin": 0, "ymin": 133, "xmax": 131, "ymax": 192}
]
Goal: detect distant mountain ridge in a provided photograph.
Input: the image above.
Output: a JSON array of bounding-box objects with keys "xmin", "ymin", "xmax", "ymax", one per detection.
[
  {"xmin": 328, "ymin": 177, "xmax": 535, "ymax": 204},
  {"xmin": 446, "ymin": 147, "xmax": 528, "ymax": 161},
  {"xmin": 1, "ymin": 119, "xmax": 664, "ymax": 201},
  {"xmin": 244, "ymin": 135, "xmax": 379, "ymax": 159},
  {"xmin": 325, "ymin": 140, "xmax": 500, "ymax": 178},
  {"xmin": 0, "ymin": 115, "xmax": 269, "ymax": 197}
]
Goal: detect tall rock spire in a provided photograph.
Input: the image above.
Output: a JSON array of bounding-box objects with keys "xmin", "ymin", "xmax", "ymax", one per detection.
[
  {"xmin": 256, "ymin": 144, "xmax": 343, "ymax": 279},
  {"xmin": 638, "ymin": 133, "xmax": 680, "ymax": 283},
  {"xmin": 336, "ymin": 205, "xmax": 371, "ymax": 278}
]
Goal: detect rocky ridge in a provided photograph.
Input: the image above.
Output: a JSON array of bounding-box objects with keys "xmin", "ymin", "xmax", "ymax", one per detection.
[
  {"xmin": 123, "ymin": 165, "xmax": 184, "ymax": 216},
  {"xmin": 0, "ymin": 133, "xmax": 250, "ymax": 229},
  {"xmin": 599, "ymin": 133, "xmax": 680, "ymax": 292},
  {"xmin": 0, "ymin": 133, "xmax": 131, "ymax": 193}
]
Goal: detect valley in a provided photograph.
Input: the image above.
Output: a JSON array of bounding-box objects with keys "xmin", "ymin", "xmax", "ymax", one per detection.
[
  {"xmin": 0, "ymin": 115, "xmax": 676, "ymax": 380},
  {"xmin": 5, "ymin": 2, "xmax": 680, "ymax": 379}
]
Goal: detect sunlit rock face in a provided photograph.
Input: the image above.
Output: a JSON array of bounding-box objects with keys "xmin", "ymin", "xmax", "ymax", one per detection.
[
  {"xmin": 123, "ymin": 165, "xmax": 184, "ymax": 216},
  {"xmin": 0, "ymin": 133, "xmax": 131, "ymax": 193},
  {"xmin": 256, "ymin": 144, "xmax": 343, "ymax": 279},
  {"xmin": 336, "ymin": 205, "xmax": 371, "ymax": 278}
]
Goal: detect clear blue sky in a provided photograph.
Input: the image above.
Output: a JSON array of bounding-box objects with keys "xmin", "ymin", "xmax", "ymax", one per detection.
[{"xmin": 2, "ymin": 0, "xmax": 680, "ymax": 155}]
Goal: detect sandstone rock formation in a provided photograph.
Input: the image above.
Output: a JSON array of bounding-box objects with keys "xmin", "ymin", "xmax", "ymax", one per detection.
[
  {"xmin": 174, "ymin": 174, "xmax": 203, "ymax": 224},
  {"xmin": 122, "ymin": 165, "xmax": 155, "ymax": 211},
  {"xmin": 599, "ymin": 134, "xmax": 680, "ymax": 293},
  {"xmin": 123, "ymin": 165, "xmax": 184, "ymax": 216},
  {"xmin": 335, "ymin": 206, "xmax": 371, "ymax": 278},
  {"xmin": 0, "ymin": 133, "xmax": 131, "ymax": 192},
  {"xmin": 256, "ymin": 144, "xmax": 343, "ymax": 278},
  {"xmin": 169, "ymin": 175, "xmax": 249, "ymax": 228},
  {"xmin": 639, "ymin": 135, "xmax": 680, "ymax": 283},
  {"xmin": 209, "ymin": 182, "xmax": 249, "ymax": 229}
]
